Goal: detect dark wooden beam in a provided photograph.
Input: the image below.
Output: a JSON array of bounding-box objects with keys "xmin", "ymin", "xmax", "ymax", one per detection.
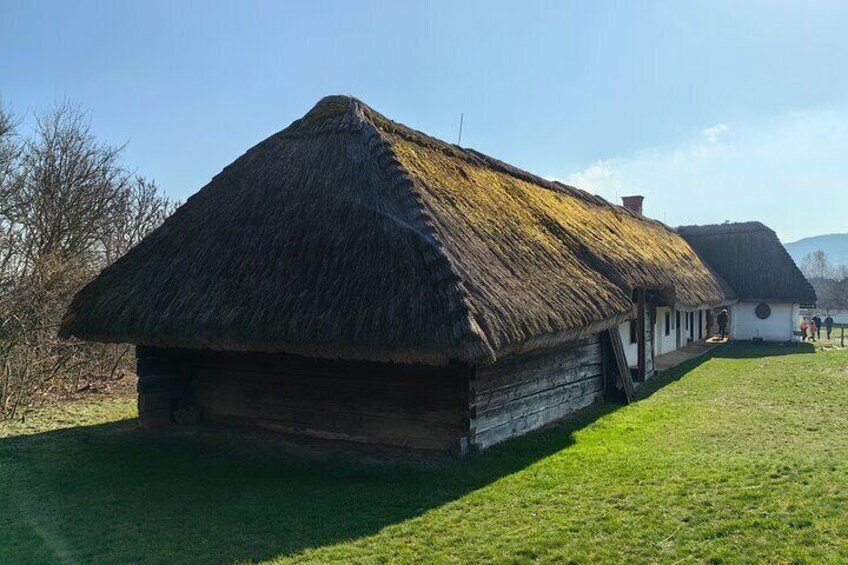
[
  {"xmin": 606, "ymin": 329, "xmax": 634, "ymax": 403},
  {"xmin": 637, "ymin": 288, "xmax": 647, "ymax": 381}
]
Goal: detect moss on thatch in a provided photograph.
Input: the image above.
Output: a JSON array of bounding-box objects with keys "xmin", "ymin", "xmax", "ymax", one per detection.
[
  {"xmin": 679, "ymin": 222, "xmax": 816, "ymax": 304},
  {"xmin": 60, "ymin": 96, "xmax": 733, "ymax": 365}
]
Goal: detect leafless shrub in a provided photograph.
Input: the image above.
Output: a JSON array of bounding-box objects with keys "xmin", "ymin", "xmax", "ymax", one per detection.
[{"xmin": 0, "ymin": 101, "xmax": 173, "ymax": 419}]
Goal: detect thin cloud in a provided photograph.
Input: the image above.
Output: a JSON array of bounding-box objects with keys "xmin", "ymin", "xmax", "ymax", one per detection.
[
  {"xmin": 562, "ymin": 104, "xmax": 848, "ymax": 241},
  {"xmin": 702, "ymin": 123, "xmax": 729, "ymax": 144}
]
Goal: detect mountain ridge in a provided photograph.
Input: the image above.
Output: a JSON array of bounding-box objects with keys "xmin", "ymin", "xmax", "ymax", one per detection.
[{"xmin": 785, "ymin": 233, "xmax": 848, "ymax": 268}]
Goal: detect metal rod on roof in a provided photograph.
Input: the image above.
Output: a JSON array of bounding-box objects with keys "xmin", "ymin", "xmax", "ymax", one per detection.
[{"xmin": 458, "ymin": 113, "xmax": 464, "ymax": 146}]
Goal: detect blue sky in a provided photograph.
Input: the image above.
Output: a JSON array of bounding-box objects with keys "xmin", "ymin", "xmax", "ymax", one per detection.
[{"xmin": 2, "ymin": 0, "xmax": 847, "ymax": 242}]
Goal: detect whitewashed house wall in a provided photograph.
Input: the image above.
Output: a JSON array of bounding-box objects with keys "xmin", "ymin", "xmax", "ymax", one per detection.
[
  {"xmin": 730, "ymin": 302, "xmax": 797, "ymax": 341},
  {"xmin": 655, "ymin": 307, "xmax": 677, "ymax": 356},
  {"xmin": 618, "ymin": 321, "xmax": 638, "ymax": 367}
]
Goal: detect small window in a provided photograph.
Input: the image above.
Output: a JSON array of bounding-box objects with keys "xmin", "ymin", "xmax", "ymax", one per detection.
[
  {"xmin": 685, "ymin": 312, "xmax": 689, "ymax": 330},
  {"xmin": 630, "ymin": 319, "xmax": 638, "ymax": 344},
  {"xmin": 665, "ymin": 312, "xmax": 671, "ymax": 336},
  {"xmin": 676, "ymin": 310, "xmax": 681, "ymax": 331}
]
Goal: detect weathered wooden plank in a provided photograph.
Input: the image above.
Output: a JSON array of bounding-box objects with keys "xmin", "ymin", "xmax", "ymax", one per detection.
[
  {"xmin": 467, "ymin": 334, "xmax": 605, "ymax": 451},
  {"xmin": 479, "ymin": 348, "xmax": 601, "ymax": 381},
  {"xmin": 475, "ymin": 373, "xmax": 601, "ymax": 420},
  {"xmin": 193, "ymin": 385, "xmax": 466, "ymax": 426},
  {"xmin": 472, "ymin": 391, "xmax": 603, "ymax": 450},
  {"xmin": 481, "ymin": 335, "xmax": 597, "ymax": 367},
  {"xmin": 185, "ymin": 349, "xmax": 465, "ymax": 382},
  {"xmin": 199, "ymin": 396, "xmax": 464, "ymax": 441},
  {"xmin": 192, "ymin": 374, "xmax": 464, "ymax": 408},
  {"xmin": 192, "ymin": 368, "xmax": 467, "ymax": 405},
  {"xmin": 477, "ymin": 353, "xmax": 603, "ymax": 392},
  {"xmin": 475, "ymin": 365, "xmax": 602, "ymax": 411},
  {"xmin": 478, "ymin": 338, "xmax": 600, "ymax": 382},
  {"xmin": 474, "ymin": 377, "xmax": 603, "ymax": 433},
  {"xmin": 209, "ymin": 415, "xmax": 455, "ymax": 451}
]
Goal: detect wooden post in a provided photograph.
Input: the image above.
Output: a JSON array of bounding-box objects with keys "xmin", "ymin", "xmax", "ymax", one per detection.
[
  {"xmin": 600, "ymin": 332, "xmax": 609, "ymax": 396},
  {"xmin": 607, "ymin": 329, "xmax": 635, "ymax": 403},
  {"xmin": 637, "ymin": 288, "xmax": 646, "ymax": 381},
  {"xmin": 842, "ymin": 326, "xmax": 845, "ymax": 348},
  {"xmin": 458, "ymin": 363, "xmax": 476, "ymax": 458}
]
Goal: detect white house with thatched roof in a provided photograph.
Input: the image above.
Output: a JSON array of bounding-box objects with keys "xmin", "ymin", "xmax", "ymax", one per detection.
[
  {"xmin": 60, "ymin": 96, "xmax": 758, "ymax": 453},
  {"xmin": 679, "ymin": 222, "xmax": 817, "ymax": 342}
]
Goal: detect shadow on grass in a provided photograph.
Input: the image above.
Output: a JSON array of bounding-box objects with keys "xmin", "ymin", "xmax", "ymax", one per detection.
[{"xmin": 0, "ymin": 400, "xmax": 619, "ymax": 564}]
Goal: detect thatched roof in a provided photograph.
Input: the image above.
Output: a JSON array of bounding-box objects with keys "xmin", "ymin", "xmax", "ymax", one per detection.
[
  {"xmin": 61, "ymin": 96, "xmax": 732, "ymax": 365},
  {"xmin": 678, "ymin": 222, "xmax": 816, "ymax": 304}
]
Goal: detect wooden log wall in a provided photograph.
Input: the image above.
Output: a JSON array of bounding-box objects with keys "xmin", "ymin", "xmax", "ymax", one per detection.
[
  {"xmin": 470, "ymin": 335, "xmax": 604, "ymax": 450},
  {"xmin": 136, "ymin": 346, "xmax": 192, "ymax": 428},
  {"xmin": 137, "ymin": 336, "xmax": 606, "ymax": 454},
  {"xmin": 140, "ymin": 347, "xmax": 471, "ymax": 452}
]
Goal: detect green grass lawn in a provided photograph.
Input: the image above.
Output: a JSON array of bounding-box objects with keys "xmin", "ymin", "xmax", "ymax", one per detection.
[{"xmin": 2, "ymin": 343, "xmax": 848, "ymax": 564}]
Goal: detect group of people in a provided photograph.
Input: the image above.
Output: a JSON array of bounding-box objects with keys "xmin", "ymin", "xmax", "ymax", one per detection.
[{"xmin": 800, "ymin": 314, "xmax": 835, "ymax": 341}]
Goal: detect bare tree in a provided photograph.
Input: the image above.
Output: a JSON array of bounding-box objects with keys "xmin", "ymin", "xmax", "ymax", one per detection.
[
  {"xmin": 16, "ymin": 103, "xmax": 129, "ymax": 273},
  {"xmin": 836, "ymin": 281, "xmax": 848, "ymax": 310},
  {"xmin": 812, "ymin": 278, "xmax": 838, "ymax": 312},
  {"xmin": 0, "ymin": 104, "xmax": 23, "ymax": 288},
  {"xmin": 0, "ymin": 102, "xmax": 174, "ymax": 418},
  {"xmin": 801, "ymin": 250, "xmax": 835, "ymax": 281},
  {"xmin": 102, "ymin": 176, "xmax": 177, "ymax": 263}
]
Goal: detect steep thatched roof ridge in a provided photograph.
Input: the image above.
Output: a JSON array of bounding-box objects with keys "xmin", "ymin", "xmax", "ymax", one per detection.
[
  {"xmin": 61, "ymin": 95, "xmax": 733, "ymax": 365},
  {"xmin": 678, "ymin": 222, "xmax": 816, "ymax": 304}
]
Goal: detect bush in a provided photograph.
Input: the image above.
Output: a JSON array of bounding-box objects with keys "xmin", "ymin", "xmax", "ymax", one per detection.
[{"xmin": 0, "ymin": 102, "xmax": 174, "ymax": 419}]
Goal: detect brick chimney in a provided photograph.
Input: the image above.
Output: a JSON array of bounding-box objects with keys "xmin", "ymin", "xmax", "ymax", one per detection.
[{"xmin": 621, "ymin": 195, "xmax": 644, "ymax": 215}]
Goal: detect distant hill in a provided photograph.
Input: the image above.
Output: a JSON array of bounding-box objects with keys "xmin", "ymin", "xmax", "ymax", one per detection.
[{"xmin": 785, "ymin": 233, "xmax": 848, "ymax": 268}]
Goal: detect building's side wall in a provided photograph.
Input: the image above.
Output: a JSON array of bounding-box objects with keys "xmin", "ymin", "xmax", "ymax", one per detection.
[
  {"xmin": 471, "ymin": 335, "xmax": 604, "ymax": 450},
  {"xmin": 137, "ymin": 347, "xmax": 471, "ymax": 452},
  {"xmin": 655, "ymin": 307, "xmax": 677, "ymax": 356},
  {"xmin": 618, "ymin": 305, "xmax": 654, "ymax": 370},
  {"xmin": 680, "ymin": 309, "xmax": 708, "ymax": 343},
  {"xmin": 730, "ymin": 302, "xmax": 796, "ymax": 341},
  {"xmin": 618, "ymin": 321, "xmax": 638, "ymax": 367}
]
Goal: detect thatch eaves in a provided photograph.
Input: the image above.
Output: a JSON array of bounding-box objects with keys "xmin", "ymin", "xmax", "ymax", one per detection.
[
  {"xmin": 61, "ymin": 96, "xmax": 733, "ymax": 365},
  {"xmin": 678, "ymin": 221, "xmax": 816, "ymax": 304}
]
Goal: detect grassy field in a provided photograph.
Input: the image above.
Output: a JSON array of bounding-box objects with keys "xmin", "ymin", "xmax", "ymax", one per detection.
[{"xmin": 1, "ymin": 342, "xmax": 847, "ymax": 564}]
